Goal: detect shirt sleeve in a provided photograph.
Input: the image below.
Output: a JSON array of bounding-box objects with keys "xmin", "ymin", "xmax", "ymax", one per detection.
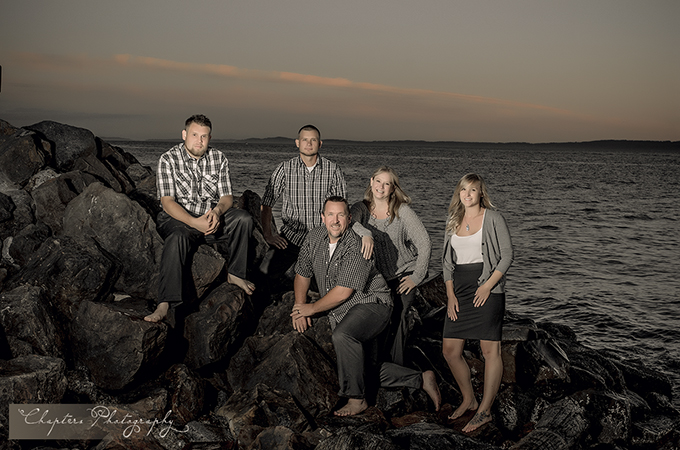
[
  {"xmin": 400, "ymin": 206, "xmax": 431, "ymax": 285},
  {"xmin": 217, "ymin": 157, "xmax": 233, "ymax": 197},
  {"xmin": 295, "ymin": 233, "xmax": 315, "ymax": 279},
  {"xmin": 262, "ymin": 162, "xmax": 285, "ymax": 207},
  {"xmin": 156, "ymin": 154, "xmax": 175, "ymax": 199},
  {"xmin": 330, "ymin": 165, "xmax": 347, "ymax": 199}
]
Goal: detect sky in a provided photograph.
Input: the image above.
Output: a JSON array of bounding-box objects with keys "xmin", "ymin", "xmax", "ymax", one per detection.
[{"xmin": 1, "ymin": 0, "xmax": 678, "ymax": 142}]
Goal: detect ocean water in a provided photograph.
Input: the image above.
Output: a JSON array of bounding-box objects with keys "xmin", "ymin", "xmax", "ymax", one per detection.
[{"xmin": 114, "ymin": 140, "xmax": 680, "ymax": 407}]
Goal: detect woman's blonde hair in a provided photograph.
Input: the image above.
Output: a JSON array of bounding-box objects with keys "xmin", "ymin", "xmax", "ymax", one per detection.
[
  {"xmin": 363, "ymin": 166, "xmax": 411, "ymax": 223},
  {"xmin": 446, "ymin": 173, "xmax": 494, "ymax": 234}
]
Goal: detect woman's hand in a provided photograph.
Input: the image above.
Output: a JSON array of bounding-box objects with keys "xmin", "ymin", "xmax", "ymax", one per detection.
[
  {"xmin": 397, "ymin": 275, "xmax": 416, "ymax": 295},
  {"xmin": 473, "ymin": 284, "xmax": 491, "ymax": 307},
  {"xmin": 361, "ymin": 236, "xmax": 374, "ymax": 260},
  {"xmin": 447, "ymin": 295, "xmax": 459, "ymax": 321}
]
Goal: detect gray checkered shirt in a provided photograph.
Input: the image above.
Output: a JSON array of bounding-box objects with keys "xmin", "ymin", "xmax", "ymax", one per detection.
[
  {"xmin": 262, "ymin": 155, "xmax": 346, "ymax": 246},
  {"xmin": 156, "ymin": 144, "xmax": 232, "ymax": 216},
  {"xmin": 295, "ymin": 225, "xmax": 392, "ymax": 327}
]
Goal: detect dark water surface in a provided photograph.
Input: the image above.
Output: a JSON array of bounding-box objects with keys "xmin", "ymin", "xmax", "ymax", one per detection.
[{"xmin": 115, "ymin": 140, "xmax": 680, "ymax": 406}]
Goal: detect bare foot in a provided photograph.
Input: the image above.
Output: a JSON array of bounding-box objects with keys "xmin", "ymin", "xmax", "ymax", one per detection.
[
  {"xmin": 144, "ymin": 302, "xmax": 169, "ymax": 323},
  {"xmin": 228, "ymin": 273, "xmax": 255, "ymax": 295},
  {"xmin": 422, "ymin": 370, "xmax": 441, "ymax": 411},
  {"xmin": 448, "ymin": 397, "xmax": 479, "ymax": 420},
  {"xmin": 333, "ymin": 399, "xmax": 368, "ymax": 417},
  {"xmin": 462, "ymin": 409, "xmax": 492, "ymax": 433}
]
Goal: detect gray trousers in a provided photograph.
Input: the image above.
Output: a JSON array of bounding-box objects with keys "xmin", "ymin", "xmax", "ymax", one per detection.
[
  {"xmin": 332, "ymin": 302, "xmax": 422, "ymax": 399},
  {"xmin": 156, "ymin": 208, "xmax": 253, "ymax": 304}
]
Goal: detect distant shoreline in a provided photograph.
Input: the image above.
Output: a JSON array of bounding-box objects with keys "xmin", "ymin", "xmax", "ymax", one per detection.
[{"xmin": 104, "ymin": 137, "xmax": 680, "ymax": 151}]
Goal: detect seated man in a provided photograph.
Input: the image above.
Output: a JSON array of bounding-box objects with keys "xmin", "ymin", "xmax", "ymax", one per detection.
[
  {"xmin": 291, "ymin": 196, "xmax": 440, "ymax": 416},
  {"xmin": 145, "ymin": 114, "xmax": 255, "ymax": 323}
]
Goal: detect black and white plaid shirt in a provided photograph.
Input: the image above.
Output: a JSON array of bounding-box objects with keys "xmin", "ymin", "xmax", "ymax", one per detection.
[
  {"xmin": 156, "ymin": 144, "xmax": 232, "ymax": 216},
  {"xmin": 262, "ymin": 155, "xmax": 346, "ymax": 246},
  {"xmin": 295, "ymin": 225, "xmax": 392, "ymax": 327}
]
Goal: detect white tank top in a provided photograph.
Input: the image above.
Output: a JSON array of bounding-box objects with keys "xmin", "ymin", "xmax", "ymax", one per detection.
[{"xmin": 450, "ymin": 226, "xmax": 483, "ymax": 264}]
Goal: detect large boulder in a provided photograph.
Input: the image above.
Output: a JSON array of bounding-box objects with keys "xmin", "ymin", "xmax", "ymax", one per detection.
[
  {"xmin": 70, "ymin": 297, "xmax": 168, "ymax": 390},
  {"xmin": 0, "ymin": 285, "xmax": 62, "ymax": 358},
  {"xmin": 62, "ymin": 182, "xmax": 163, "ymax": 299},
  {"xmin": 183, "ymin": 282, "xmax": 253, "ymax": 370},
  {"xmin": 227, "ymin": 332, "xmax": 339, "ymax": 417},
  {"xmin": 30, "ymin": 170, "xmax": 93, "ymax": 235},
  {"xmin": 26, "ymin": 120, "xmax": 96, "ymax": 171},
  {"xmin": 0, "ymin": 129, "xmax": 49, "ymax": 187}
]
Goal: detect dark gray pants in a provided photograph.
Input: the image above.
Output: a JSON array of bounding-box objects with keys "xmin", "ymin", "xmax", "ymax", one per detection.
[
  {"xmin": 156, "ymin": 208, "xmax": 253, "ymax": 305},
  {"xmin": 332, "ymin": 302, "xmax": 422, "ymax": 399}
]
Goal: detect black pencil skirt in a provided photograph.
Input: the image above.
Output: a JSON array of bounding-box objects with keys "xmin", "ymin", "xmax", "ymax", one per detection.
[{"xmin": 442, "ymin": 262, "xmax": 505, "ymax": 341}]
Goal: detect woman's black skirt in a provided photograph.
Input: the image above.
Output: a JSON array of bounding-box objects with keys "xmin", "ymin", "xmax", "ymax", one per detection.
[{"xmin": 442, "ymin": 262, "xmax": 504, "ymax": 341}]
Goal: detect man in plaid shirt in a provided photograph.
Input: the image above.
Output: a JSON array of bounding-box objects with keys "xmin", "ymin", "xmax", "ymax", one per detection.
[
  {"xmin": 145, "ymin": 115, "xmax": 255, "ymax": 322},
  {"xmin": 291, "ymin": 197, "xmax": 441, "ymax": 416},
  {"xmin": 260, "ymin": 125, "xmax": 372, "ymax": 283}
]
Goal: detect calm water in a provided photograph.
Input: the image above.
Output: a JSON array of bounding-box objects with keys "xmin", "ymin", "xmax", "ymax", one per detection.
[{"xmin": 115, "ymin": 140, "xmax": 680, "ymax": 406}]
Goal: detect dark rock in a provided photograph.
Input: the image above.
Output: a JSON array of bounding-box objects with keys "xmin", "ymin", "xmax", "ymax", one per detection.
[
  {"xmin": 184, "ymin": 283, "xmax": 253, "ymax": 370},
  {"xmin": 163, "ymin": 364, "xmax": 205, "ymax": 425},
  {"xmin": 386, "ymin": 422, "xmax": 501, "ymax": 449},
  {"xmin": 227, "ymin": 332, "xmax": 339, "ymax": 417},
  {"xmin": 510, "ymin": 390, "xmax": 591, "ymax": 449},
  {"xmin": 72, "ymin": 153, "xmax": 123, "ymax": 193},
  {"xmin": 70, "ymin": 297, "xmax": 168, "ymax": 390},
  {"xmin": 0, "ymin": 355, "xmax": 67, "ymax": 435},
  {"xmin": 0, "ymin": 285, "xmax": 62, "ymax": 358},
  {"xmin": 316, "ymin": 427, "xmax": 400, "ymax": 450},
  {"xmin": 63, "ymin": 367, "xmax": 117, "ymax": 404},
  {"xmin": 6, "ymin": 222, "xmax": 51, "ymax": 267},
  {"xmin": 0, "ymin": 130, "xmax": 49, "ymax": 186},
  {"xmin": 0, "ymin": 119, "xmax": 19, "ymax": 139},
  {"xmin": 62, "ymin": 182, "xmax": 163, "ymax": 299},
  {"xmin": 8, "ymin": 237, "xmax": 118, "ymax": 322},
  {"xmin": 30, "ymin": 171, "xmax": 92, "ymax": 235},
  {"xmin": 26, "ymin": 120, "xmax": 96, "ymax": 171},
  {"xmin": 515, "ymin": 339, "xmax": 570, "ymax": 399},
  {"xmin": 0, "ymin": 192, "xmax": 13, "ymax": 223},
  {"xmin": 216, "ymin": 383, "xmax": 311, "ymax": 448},
  {"xmin": 249, "ymin": 426, "xmax": 319, "ymax": 450},
  {"xmin": 190, "ymin": 245, "xmax": 226, "ymax": 299}
]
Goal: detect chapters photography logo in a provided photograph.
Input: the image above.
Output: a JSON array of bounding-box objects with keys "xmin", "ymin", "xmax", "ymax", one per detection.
[{"xmin": 9, "ymin": 404, "xmax": 189, "ymax": 440}]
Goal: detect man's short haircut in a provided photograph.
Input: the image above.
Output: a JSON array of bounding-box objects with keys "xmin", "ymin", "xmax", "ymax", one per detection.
[
  {"xmin": 298, "ymin": 124, "xmax": 321, "ymax": 140},
  {"xmin": 323, "ymin": 196, "xmax": 349, "ymax": 215},
  {"xmin": 185, "ymin": 114, "xmax": 212, "ymax": 133}
]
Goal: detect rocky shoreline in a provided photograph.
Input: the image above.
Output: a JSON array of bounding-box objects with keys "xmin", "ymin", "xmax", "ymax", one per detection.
[{"xmin": 1, "ymin": 119, "xmax": 678, "ymax": 449}]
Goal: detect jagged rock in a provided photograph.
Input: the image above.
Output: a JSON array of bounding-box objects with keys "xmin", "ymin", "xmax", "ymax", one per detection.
[
  {"xmin": 250, "ymin": 426, "xmax": 321, "ymax": 450},
  {"xmin": 0, "ymin": 189, "xmax": 34, "ymax": 239},
  {"xmin": 62, "ymin": 182, "xmax": 163, "ymax": 299},
  {"xmin": 216, "ymin": 383, "xmax": 310, "ymax": 448},
  {"xmin": 26, "ymin": 120, "xmax": 96, "ymax": 171},
  {"xmin": 510, "ymin": 390, "xmax": 591, "ymax": 449},
  {"xmin": 163, "ymin": 364, "xmax": 205, "ymax": 425},
  {"xmin": 227, "ymin": 332, "xmax": 339, "ymax": 417},
  {"xmin": 0, "ymin": 285, "xmax": 62, "ymax": 358},
  {"xmin": 190, "ymin": 244, "xmax": 226, "ymax": 299},
  {"xmin": 0, "ymin": 192, "xmax": 13, "ymax": 223},
  {"xmin": 7, "ymin": 237, "xmax": 118, "ymax": 323},
  {"xmin": 386, "ymin": 422, "xmax": 501, "ymax": 449},
  {"xmin": 30, "ymin": 171, "xmax": 93, "ymax": 235},
  {"xmin": 6, "ymin": 222, "xmax": 51, "ymax": 267},
  {"xmin": 70, "ymin": 297, "xmax": 168, "ymax": 390},
  {"xmin": 0, "ymin": 129, "xmax": 49, "ymax": 186},
  {"xmin": 184, "ymin": 283, "xmax": 253, "ymax": 370},
  {"xmin": 72, "ymin": 152, "xmax": 123, "ymax": 193},
  {"xmin": 0, "ymin": 119, "xmax": 18, "ymax": 139},
  {"xmin": 0, "ymin": 355, "xmax": 67, "ymax": 438}
]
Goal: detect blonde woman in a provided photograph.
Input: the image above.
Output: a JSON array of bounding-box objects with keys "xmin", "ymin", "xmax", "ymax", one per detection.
[
  {"xmin": 351, "ymin": 166, "xmax": 431, "ymax": 365},
  {"xmin": 441, "ymin": 173, "xmax": 513, "ymax": 432}
]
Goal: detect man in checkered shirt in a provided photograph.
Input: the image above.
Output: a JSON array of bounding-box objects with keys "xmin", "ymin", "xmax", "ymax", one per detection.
[
  {"xmin": 260, "ymin": 124, "xmax": 372, "ymax": 284},
  {"xmin": 145, "ymin": 115, "xmax": 255, "ymax": 323},
  {"xmin": 290, "ymin": 197, "xmax": 441, "ymax": 416}
]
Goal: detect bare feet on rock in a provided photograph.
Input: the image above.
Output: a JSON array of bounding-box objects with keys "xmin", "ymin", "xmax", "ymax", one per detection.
[
  {"xmin": 422, "ymin": 370, "xmax": 441, "ymax": 411},
  {"xmin": 334, "ymin": 398, "xmax": 368, "ymax": 417},
  {"xmin": 462, "ymin": 409, "xmax": 492, "ymax": 433},
  {"xmin": 144, "ymin": 302, "xmax": 169, "ymax": 323},
  {"xmin": 228, "ymin": 273, "xmax": 255, "ymax": 295},
  {"xmin": 448, "ymin": 397, "xmax": 479, "ymax": 420}
]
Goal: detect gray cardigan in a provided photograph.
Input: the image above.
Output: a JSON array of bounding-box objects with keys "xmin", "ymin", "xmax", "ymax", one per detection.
[
  {"xmin": 351, "ymin": 201, "xmax": 431, "ymax": 285},
  {"xmin": 442, "ymin": 209, "xmax": 513, "ymax": 294}
]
